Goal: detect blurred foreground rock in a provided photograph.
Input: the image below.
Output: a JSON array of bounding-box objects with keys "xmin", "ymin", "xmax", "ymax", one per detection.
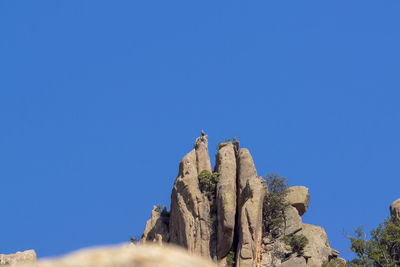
[
  {"xmin": 0, "ymin": 250, "xmax": 37, "ymax": 265},
  {"xmin": 16, "ymin": 244, "xmax": 217, "ymax": 267}
]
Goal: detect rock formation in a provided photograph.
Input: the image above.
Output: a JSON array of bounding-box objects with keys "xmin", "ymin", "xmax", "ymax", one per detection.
[
  {"xmin": 390, "ymin": 198, "xmax": 400, "ymax": 220},
  {"xmin": 236, "ymin": 148, "xmax": 265, "ymax": 267},
  {"xmin": 285, "ymin": 186, "xmax": 310, "ymax": 216},
  {"xmin": 142, "ymin": 134, "xmax": 341, "ymax": 267},
  {"xmin": 0, "ymin": 250, "xmax": 37, "ymax": 266},
  {"xmin": 215, "ymin": 141, "xmax": 237, "ymax": 260},
  {"xmin": 299, "ymin": 224, "xmax": 340, "ymax": 266},
  {"xmin": 141, "ymin": 205, "xmax": 169, "ymax": 244},
  {"xmin": 168, "ymin": 135, "xmax": 213, "ymax": 258},
  {"xmin": 15, "ymin": 244, "xmax": 217, "ymax": 267}
]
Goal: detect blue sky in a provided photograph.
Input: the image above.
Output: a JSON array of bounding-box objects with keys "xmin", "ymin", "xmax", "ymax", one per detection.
[{"xmin": 1, "ymin": 1, "xmax": 400, "ymax": 261}]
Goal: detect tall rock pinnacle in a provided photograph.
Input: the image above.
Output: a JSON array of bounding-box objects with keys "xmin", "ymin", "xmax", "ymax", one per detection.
[
  {"xmin": 169, "ymin": 135, "xmax": 213, "ymax": 258},
  {"xmin": 215, "ymin": 141, "xmax": 237, "ymax": 259},
  {"xmin": 236, "ymin": 149, "xmax": 265, "ymax": 267}
]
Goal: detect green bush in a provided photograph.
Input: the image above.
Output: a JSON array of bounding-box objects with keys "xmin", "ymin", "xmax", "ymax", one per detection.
[
  {"xmin": 155, "ymin": 204, "xmax": 167, "ymax": 215},
  {"xmin": 262, "ymin": 173, "xmax": 290, "ymax": 237},
  {"xmin": 226, "ymin": 250, "xmax": 236, "ymax": 265},
  {"xmin": 198, "ymin": 170, "xmax": 220, "ymax": 199},
  {"xmin": 155, "ymin": 204, "xmax": 163, "ymax": 212},
  {"xmin": 346, "ymin": 216, "xmax": 400, "ymax": 266},
  {"xmin": 321, "ymin": 258, "xmax": 346, "ymax": 267},
  {"xmin": 285, "ymin": 234, "xmax": 309, "ymax": 255}
]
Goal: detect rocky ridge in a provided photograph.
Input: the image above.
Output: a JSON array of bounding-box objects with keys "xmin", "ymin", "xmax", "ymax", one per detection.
[{"xmin": 142, "ymin": 134, "xmax": 342, "ymax": 267}]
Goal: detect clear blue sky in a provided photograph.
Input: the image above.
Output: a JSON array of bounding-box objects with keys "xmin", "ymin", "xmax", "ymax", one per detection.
[{"xmin": 1, "ymin": 1, "xmax": 399, "ymax": 261}]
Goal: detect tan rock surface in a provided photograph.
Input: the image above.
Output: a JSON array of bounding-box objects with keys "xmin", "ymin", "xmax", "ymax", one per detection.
[
  {"xmin": 194, "ymin": 135, "xmax": 212, "ymax": 173},
  {"xmin": 16, "ymin": 244, "xmax": 217, "ymax": 267},
  {"xmin": 0, "ymin": 250, "xmax": 36, "ymax": 266},
  {"xmin": 283, "ymin": 206, "xmax": 302, "ymax": 236},
  {"xmin": 169, "ymin": 136, "xmax": 212, "ymax": 258},
  {"xmin": 215, "ymin": 142, "xmax": 237, "ymax": 259},
  {"xmin": 390, "ymin": 198, "xmax": 400, "ymax": 220},
  {"xmin": 299, "ymin": 223, "xmax": 338, "ymax": 267},
  {"xmin": 236, "ymin": 149, "xmax": 265, "ymax": 267},
  {"xmin": 142, "ymin": 206, "xmax": 169, "ymax": 244},
  {"xmin": 285, "ymin": 186, "xmax": 310, "ymax": 216},
  {"xmin": 277, "ymin": 255, "xmax": 307, "ymax": 267}
]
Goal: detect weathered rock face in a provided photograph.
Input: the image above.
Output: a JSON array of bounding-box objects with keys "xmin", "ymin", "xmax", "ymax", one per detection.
[
  {"xmin": 260, "ymin": 222, "xmax": 340, "ymax": 267},
  {"xmin": 16, "ymin": 244, "xmax": 217, "ymax": 267},
  {"xmin": 0, "ymin": 250, "xmax": 36, "ymax": 266},
  {"xmin": 278, "ymin": 255, "xmax": 307, "ymax": 267},
  {"xmin": 285, "ymin": 186, "xmax": 310, "ymax": 216},
  {"xmin": 390, "ymin": 198, "xmax": 400, "ymax": 220},
  {"xmin": 142, "ymin": 206, "xmax": 169, "ymax": 244},
  {"xmin": 299, "ymin": 223, "xmax": 339, "ymax": 267},
  {"xmin": 169, "ymin": 136, "xmax": 213, "ymax": 258},
  {"xmin": 215, "ymin": 142, "xmax": 237, "ymax": 259},
  {"xmin": 283, "ymin": 206, "xmax": 302, "ymax": 236},
  {"xmin": 195, "ymin": 135, "xmax": 212, "ymax": 173},
  {"xmin": 236, "ymin": 149, "xmax": 265, "ymax": 267}
]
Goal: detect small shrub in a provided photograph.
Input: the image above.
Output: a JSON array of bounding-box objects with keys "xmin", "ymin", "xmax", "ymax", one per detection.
[
  {"xmin": 198, "ymin": 170, "xmax": 220, "ymax": 199},
  {"xmin": 262, "ymin": 173, "xmax": 290, "ymax": 237},
  {"xmin": 285, "ymin": 234, "xmax": 308, "ymax": 255},
  {"xmin": 226, "ymin": 250, "xmax": 236, "ymax": 265},
  {"xmin": 216, "ymin": 141, "xmax": 222, "ymax": 150},
  {"xmin": 322, "ymin": 258, "xmax": 346, "ymax": 267},
  {"xmin": 155, "ymin": 204, "xmax": 166, "ymax": 215},
  {"xmin": 155, "ymin": 204, "xmax": 162, "ymax": 212}
]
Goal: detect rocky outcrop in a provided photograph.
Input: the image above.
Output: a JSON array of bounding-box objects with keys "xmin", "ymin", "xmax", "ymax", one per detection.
[
  {"xmin": 169, "ymin": 136, "xmax": 213, "ymax": 258},
  {"xmin": 283, "ymin": 206, "xmax": 302, "ymax": 236},
  {"xmin": 260, "ymin": 222, "xmax": 340, "ymax": 267},
  {"xmin": 215, "ymin": 142, "xmax": 237, "ymax": 259},
  {"xmin": 390, "ymin": 198, "xmax": 400, "ymax": 220},
  {"xmin": 142, "ymin": 133, "xmax": 340, "ymax": 267},
  {"xmin": 299, "ymin": 224, "xmax": 339, "ymax": 267},
  {"xmin": 0, "ymin": 250, "xmax": 36, "ymax": 266},
  {"xmin": 142, "ymin": 206, "xmax": 169, "ymax": 244},
  {"xmin": 278, "ymin": 255, "xmax": 307, "ymax": 267},
  {"xmin": 236, "ymin": 149, "xmax": 265, "ymax": 267},
  {"xmin": 285, "ymin": 186, "xmax": 310, "ymax": 216},
  {"xmin": 195, "ymin": 135, "xmax": 212, "ymax": 173},
  {"xmin": 16, "ymin": 244, "xmax": 217, "ymax": 267}
]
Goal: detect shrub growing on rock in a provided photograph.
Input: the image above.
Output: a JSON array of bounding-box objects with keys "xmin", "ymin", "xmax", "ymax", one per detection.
[
  {"xmin": 322, "ymin": 258, "xmax": 346, "ymax": 267},
  {"xmin": 262, "ymin": 173, "xmax": 290, "ymax": 237},
  {"xmin": 284, "ymin": 234, "xmax": 309, "ymax": 255},
  {"xmin": 155, "ymin": 204, "xmax": 163, "ymax": 213},
  {"xmin": 226, "ymin": 250, "xmax": 236, "ymax": 266},
  {"xmin": 198, "ymin": 170, "xmax": 220, "ymax": 199}
]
